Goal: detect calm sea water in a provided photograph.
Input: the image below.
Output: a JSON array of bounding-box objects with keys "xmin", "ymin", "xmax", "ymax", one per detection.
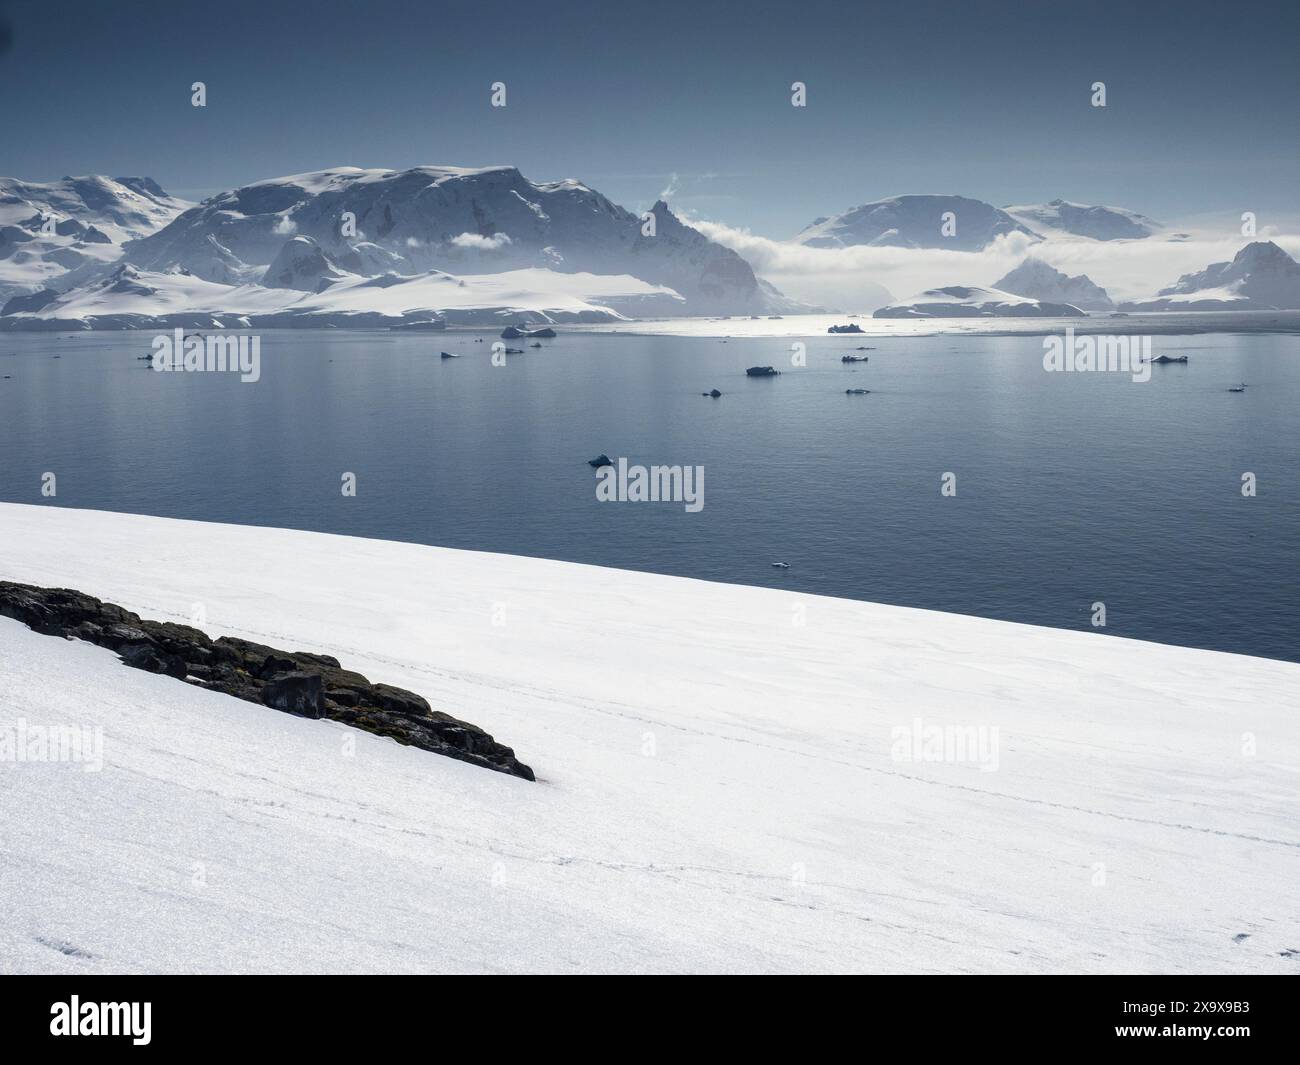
[{"xmin": 2, "ymin": 327, "xmax": 1297, "ymax": 662}]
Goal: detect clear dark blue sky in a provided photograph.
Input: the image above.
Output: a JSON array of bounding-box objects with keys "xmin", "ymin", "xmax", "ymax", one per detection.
[{"xmin": 1, "ymin": 0, "xmax": 1296, "ymax": 235}]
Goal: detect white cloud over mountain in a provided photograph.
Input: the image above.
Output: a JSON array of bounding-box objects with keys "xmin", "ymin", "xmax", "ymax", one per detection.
[{"xmin": 691, "ymin": 214, "xmax": 1300, "ymax": 313}]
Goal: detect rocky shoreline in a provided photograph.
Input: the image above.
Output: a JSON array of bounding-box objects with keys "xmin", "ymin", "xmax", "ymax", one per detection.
[{"xmin": 0, "ymin": 581, "xmax": 534, "ymax": 781}]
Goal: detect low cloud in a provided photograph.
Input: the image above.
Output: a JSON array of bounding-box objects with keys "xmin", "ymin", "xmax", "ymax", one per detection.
[
  {"xmin": 687, "ymin": 216, "xmax": 1300, "ymax": 312},
  {"xmin": 450, "ymin": 232, "xmax": 513, "ymax": 251}
]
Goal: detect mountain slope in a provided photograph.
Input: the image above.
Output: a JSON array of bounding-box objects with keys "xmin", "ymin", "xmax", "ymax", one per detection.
[
  {"xmin": 124, "ymin": 165, "xmax": 783, "ymax": 315},
  {"xmin": 0, "ymin": 175, "xmax": 191, "ymax": 305},
  {"xmin": 2, "ymin": 503, "xmax": 1298, "ymax": 973},
  {"xmin": 1003, "ymin": 199, "xmax": 1162, "ymax": 241},
  {"xmin": 993, "ymin": 258, "xmax": 1113, "ymax": 311},
  {"xmin": 261, "ymin": 235, "xmax": 353, "ymax": 291},
  {"xmin": 794, "ymin": 195, "xmax": 1039, "ymax": 251},
  {"xmin": 1120, "ymin": 241, "xmax": 1300, "ymax": 311},
  {"xmin": 0, "ymin": 175, "xmax": 190, "ymax": 244}
]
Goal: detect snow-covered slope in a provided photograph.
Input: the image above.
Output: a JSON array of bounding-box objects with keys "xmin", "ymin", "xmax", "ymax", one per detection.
[
  {"xmin": 794, "ymin": 195, "xmax": 1038, "ymax": 251},
  {"xmin": 0, "ymin": 262, "xmax": 684, "ymax": 328},
  {"xmin": 0, "ymin": 176, "xmax": 191, "ymax": 306},
  {"xmin": 123, "ymin": 166, "xmax": 784, "ymax": 315},
  {"xmin": 993, "ymin": 258, "xmax": 1114, "ymax": 311},
  {"xmin": 261, "ymin": 235, "xmax": 354, "ymax": 291},
  {"xmin": 2, "ymin": 504, "xmax": 1297, "ymax": 974},
  {"xmin": 873, "ymin": 284, "xmax": 1086, "ymax": 318},
  {"xmin": 0, "ymin": 175, "xmax": 189, "ymax": 245},
  {"xmin": 1004, "ymin": 199, "xmax": 1162, "ymax": 241},
  {"xmin": 1120, "ymin": 241, "xmax": 1300, "ymax": 311}
]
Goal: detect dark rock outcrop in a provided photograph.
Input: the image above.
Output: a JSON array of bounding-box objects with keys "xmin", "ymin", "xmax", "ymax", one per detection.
[
  {"xmin": 745, "ymin": 366, "xmax": 780, "ymax": 377},
  {"xmin": 828, "ymin": 323, "xmax": 864, "ymax": 333},
  {"xmin": 2, "ymin": 288, "xmax": 60, "ymax": 316},
  {"xmin": 0, "ymin": 581, "xmax": 534, "ymax": 781}
]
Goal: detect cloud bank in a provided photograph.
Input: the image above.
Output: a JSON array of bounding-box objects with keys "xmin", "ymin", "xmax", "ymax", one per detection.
[{"xmin": 687, "ymin": 216, "xmax": 1300, "ymax": 313}]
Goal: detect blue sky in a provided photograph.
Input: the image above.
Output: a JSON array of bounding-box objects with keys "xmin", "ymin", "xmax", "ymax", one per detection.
[{"xmin": 1, "ymin": 0, "xmax": 1296, "ymax": 235}]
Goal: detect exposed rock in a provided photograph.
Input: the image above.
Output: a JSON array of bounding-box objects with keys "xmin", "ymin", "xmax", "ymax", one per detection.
[
  {"xmin": 2, "ymin": 289, "xmax": 60, "ymax": 316},
  {"xmin": 262, "ymin": 672, "xmax": 325, "ymax": 718},
  {"xmin": 0, "ymin": 581, "xmax": 534, "ymax": 780},
  {"xmin": 828, "ymin": 323, "xmax": 864, "ymax": 333},
  {"xmin": 745, "ymin": 365, "xmax": 780, "ymax": 376},
  {"xmin": 588, "ymin": 453, "xmax": 613, "ymax": 468}
]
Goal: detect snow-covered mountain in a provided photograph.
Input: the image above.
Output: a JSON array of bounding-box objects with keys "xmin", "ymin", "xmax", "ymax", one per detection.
[
  {"xmin": 1003, "ymin": 199, "xmax": 1162, "ymax": 241},
  {"xmin": 4, "ymin": 503, "xmax": 1298, "ymax": 973},
  {"xmin": 873, "ymin": 284, "xmax": 1085, "ymax": 318},
  {"xmin": 993, "ymin": 258, "xmax": 1113, "ymax": 311},
  {"xmin": 123, "ymin": 165, "xmax": 787, "ymax": 315},
  {"xmin": 0, "ymin": 175, "xmax": 191, "ymax": 305},
  {"xmin": 1120, "ymin": 242, "xmax": 1300, "ymax": 311},
  {"xmin": 794, "ymin": 195, "xmax": 1038, "ymax": 251},
  {"xmin": 0, "ymin": 175, "xmax": 189, "ymax": 244}
]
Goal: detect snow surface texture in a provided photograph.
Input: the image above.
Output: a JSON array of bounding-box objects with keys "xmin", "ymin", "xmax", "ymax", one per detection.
[{"xmin": 1, "ymin": 503, "xmax": 1298, "ymax": 974}]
